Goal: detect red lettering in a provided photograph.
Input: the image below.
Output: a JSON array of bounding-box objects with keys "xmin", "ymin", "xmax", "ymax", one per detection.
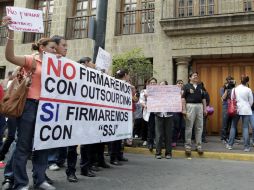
[
  {"xmin": 63, "ymin": 63, "xmax": 76, "ymax": 80},
  {"xmin": 47, "ymin": 57, "xmax": 61, "ymax": 77}
]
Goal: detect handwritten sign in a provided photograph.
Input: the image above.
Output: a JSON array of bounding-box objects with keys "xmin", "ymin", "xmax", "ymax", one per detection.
[
  {"xmin": 147, "ymin": 85, "xmax": 182, "ymax": 113},
  {"xmin": 6, "ymin": 6, "xmax": 44, "ymax": 33},
  {"xmin": 95, "ymin": 47, "xmax": 112, "ymax": 73}
]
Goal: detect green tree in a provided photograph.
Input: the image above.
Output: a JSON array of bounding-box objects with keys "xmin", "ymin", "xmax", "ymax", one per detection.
[{"xmin": 112, "ymin": 48, "xmax": 153, "ymax": 88}]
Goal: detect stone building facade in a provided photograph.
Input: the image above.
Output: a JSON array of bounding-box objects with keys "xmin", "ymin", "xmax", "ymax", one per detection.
[{"xmin": 0, "ymin": 0, "xmax": 254, "ymax": 133}]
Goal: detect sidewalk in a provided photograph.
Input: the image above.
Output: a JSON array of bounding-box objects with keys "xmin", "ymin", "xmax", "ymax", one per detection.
[{"xmin": 125, "ymin": 136, "xmax": 254, "ymax": 161}]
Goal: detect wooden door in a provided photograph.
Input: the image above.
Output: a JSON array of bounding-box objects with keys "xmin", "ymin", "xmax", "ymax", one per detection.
[{"xmin": 193, "ymin": 58, "xmax": 254, "ymax": 134}]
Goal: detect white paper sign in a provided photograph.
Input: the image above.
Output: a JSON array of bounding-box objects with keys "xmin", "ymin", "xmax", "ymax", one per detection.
[
  {"xmin": 147, "ymin": 85, "xmax": 182, "ymax": 113},
  {"xmin": 95, "ymin": 47, "xmax": 112, "ymax": 73},
  {"xmin": 6, "ymin": 6, "xmax": 44, "ymax": 33},
  {"xmin": 33, "ymin": 54, "xmax": 133, "ymax": 150}
]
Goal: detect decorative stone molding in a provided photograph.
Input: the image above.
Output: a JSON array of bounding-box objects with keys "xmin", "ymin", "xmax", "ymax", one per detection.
[{"xmin": 160, "ymin": 12, "xmax": 254, "ymax": 36}]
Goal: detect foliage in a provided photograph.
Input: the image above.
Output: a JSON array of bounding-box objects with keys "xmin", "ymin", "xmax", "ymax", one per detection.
[{"xmin": 112, "ymin": 48, "xmax": 153, "ymax": 87}]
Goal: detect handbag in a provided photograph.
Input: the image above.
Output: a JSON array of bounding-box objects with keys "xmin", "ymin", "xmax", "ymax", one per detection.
[
  {"xmin": 227, "ymin": 89, "xmax": 237, "ymax": 117},
  {"xmin": 206, "ymin": 105, "xmax": 214, "ymax": 116},
  {"xmin": 0, "ymin": 56, "xmax": 36, "ymax": 118}
]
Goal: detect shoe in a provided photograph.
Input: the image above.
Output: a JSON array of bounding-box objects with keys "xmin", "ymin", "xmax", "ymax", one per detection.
[
  {"xmin": 45, "ymin": 175, "xmax": 54, "ymax": 185},
  {"xmin": 226, "ymin": 144, "xmax": 233, "ymax": 150},
  {"xmin": 90, "ymin": 165, "xmax": 101, "ymax": 172},
  {"xmin": 142, "ymin": 141, "xmax": 147, "ymax": 146},
  {"xmin": 81, "ymin": 169, "xmax": 96, "ymax": 177},
  {"xmin": 155, "ymin": 155, "xmax": 162, "ymax": 159},
  {"xmin": 165, "ymin": 154, "xmax": 172, "ymax": 159},
  {"xmin": 185, "ymin": 147, "xmax": 191, "ymax": 156},
  {"xmin": 36, "ymin": 181, "xmax": 56, "ymax": 190},
  {"xmin": 97, "ymin": 162, "xmax": 110, "ymax": 168},
  {"xmin": 118, "ymin": 157, "xmax": 128, "ymax": 162},
  {"xmin": 196, "ymin": 146, "xmax": 204, "ymax": 154},
  {"xmin": 0, "ymin": 161, "xmax": 6, "ymax": 169},
  {"xmin": 244, "ymin": 147, "xmax": 251, "ymax": 152},
  {"xmin": 110, "ymin": 160, "xmax": 122, "ymax": 166},
  {"xmin": 67, "ymin": 173, "xmax": 78, "ymax": 183},
  {"xmin": 171, "ymin": 142, "xmax": 176, "ymax": 147},
  {"xmin": 19, "ymin": 185, "xmax": 30, "ymax": 190},
  {"xmin": 148, "ymin": 144, "xmax": 153, "ymax": 152},
  {"xmin": 48, "ymin": 163, "xmax": 60, "ymax": 171},
  {"xmin": 2, "ymin": 178, "xmax": 13, "ymax": 190}
]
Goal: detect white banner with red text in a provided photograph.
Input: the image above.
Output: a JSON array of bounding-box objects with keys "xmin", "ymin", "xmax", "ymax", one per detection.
[{"xmin": 33, "ymin": 53, "xmax": 133, "ymax": 150}]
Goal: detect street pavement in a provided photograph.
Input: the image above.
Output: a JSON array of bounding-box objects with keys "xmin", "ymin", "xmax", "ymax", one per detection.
[{"xmin": 1, "ymin": 153, "xmax": 254, "ymax": 190}]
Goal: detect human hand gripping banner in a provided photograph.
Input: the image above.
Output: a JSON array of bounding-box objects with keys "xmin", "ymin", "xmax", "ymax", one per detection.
[{"xmin": 33, "ymin": 53, "xmax": 133, "ymax": 150}]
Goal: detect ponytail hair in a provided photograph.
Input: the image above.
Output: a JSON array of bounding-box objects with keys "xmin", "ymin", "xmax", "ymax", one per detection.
[
  {"xmin": 115, "ymin": 69, "xmax": 129, "ymax": 79},
  {"xmin": 31, "ymin": 38, "xmax": 54, "ymax": 51}
]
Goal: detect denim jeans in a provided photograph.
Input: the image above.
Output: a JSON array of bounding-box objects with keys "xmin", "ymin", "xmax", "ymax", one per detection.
[
  {"xmin": 3, "ymin": 140, "xmax": 16, "ymax": 181},
  {"xmin": 0, "ymin": 114, "xmax": 7, "ymax": 148},
  {"xmin": 221, "ymin": 104, "xmax": 235, "ymax": 140},
  {"xmin": 0, "ymin": 117, "xmax": 17, "ymax": 160},
  {"xmin": 228, "ymin": 114, "xmax": 250, "ymax": 148},
  {"xmin": 249, "ymin": 111, "xmax": 254, "ymax": 142},
  {"xmin": 48, "ymin": 147, "xmax": 67, "ymax": 167},
  {"xmin": 13, "ymin": 99, "xmax": 48, "ymax": 189}
]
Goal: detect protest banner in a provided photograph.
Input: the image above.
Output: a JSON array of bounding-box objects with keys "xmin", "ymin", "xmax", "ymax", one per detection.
[
  {"xmin": 33, "ymin": 53, "xmax": 133, "ymax": 150},
  {"xmin": 6, "ymin": 6, "xmax": 44, "ymax": 33},
  {"xmin": 147, "ymin": 85, "xmax": 182, "ymax": 113},
  {"xmin": 95, "ymin": 47, "xmax": 112, "ymax": 73}
]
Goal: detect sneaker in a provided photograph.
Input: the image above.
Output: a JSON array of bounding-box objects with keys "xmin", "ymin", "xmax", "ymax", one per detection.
[
  {"xmin": 0, "ymin": 161, "xmax": 6, "ymax": 169},
  {"xmin": 155, "ymin": 155, "xmax": 162, "ymax": 159},
  {"xmin": 226, "ymin": 144, "xmax": 233, "ymax": 150},
  {"xmin": 35, "ymin": 181, "xmax": 56, "ymax": 190},
  {"xmin": 185, "ymin": 147, "xmax": 191, "ymax": 156},
  {"xmin": 2, "ymin": 178, "xmax": 13, "ymax": 190},
  {"xmin": 165, "ymin": 154, "xmax": 172, "ymax": 159},
  {"xmin": 142, "ymin": 141, "xmax": 147, "ymax": 146},
  {"xmin": 196, "ymin": 146, "xmax": 204, "ymax": 154},
  {"xmin": 244, "ymin": 147, "xmax": 251, "ymax": 152},
  {"xmin": 67, "ymin": 173, "xmax": 78, "ymax": 183},
  {"xmin": 48, "ymin": 164, "xmax": 60, "ymax": 171},
  {"xmin": 171, "ymin": 142, "xmax": 176, "ymax": 147}
]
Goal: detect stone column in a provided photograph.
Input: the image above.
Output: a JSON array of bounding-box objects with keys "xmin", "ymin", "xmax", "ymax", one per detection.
[{"xmin": 175, "ymin": 57, "xmax": 191, "ymax": 84}]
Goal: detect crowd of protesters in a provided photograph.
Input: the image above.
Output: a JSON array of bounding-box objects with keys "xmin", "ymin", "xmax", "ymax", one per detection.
[{"xmin": 0, "ymin": 15, "xmax": 254, "ymax": 190}]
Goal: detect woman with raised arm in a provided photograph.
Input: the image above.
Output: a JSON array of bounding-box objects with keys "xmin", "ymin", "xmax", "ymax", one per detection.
[{"xmin": 2, "ymin": 16, "xmax": 56, "ymax": 190}]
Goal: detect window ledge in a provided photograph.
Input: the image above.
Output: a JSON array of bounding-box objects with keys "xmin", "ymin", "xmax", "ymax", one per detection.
[{"xmin": 160, "ymin": 12, "xmax": 254, "ymax": 36}]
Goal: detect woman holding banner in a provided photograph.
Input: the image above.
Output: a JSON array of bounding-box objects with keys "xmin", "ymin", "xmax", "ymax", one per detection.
[{"xmin": 2, "ymin": 16, "xmax": 56, "ymax": 190}]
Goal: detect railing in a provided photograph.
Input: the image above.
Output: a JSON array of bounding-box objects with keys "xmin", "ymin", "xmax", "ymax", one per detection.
[
  {"xmin": 0, "ymin": 26, "xmax": 8, "ymax": 46},
  {"xmin": 23, "ymin": 20, "xmax": 52, "ymax": 43},
  {"xmin": 65, "ymin": 15, "xmax": 96, "ymax": 40},
  {"xmin": 116, "ymin": 9, "xmax": 155, "ymax": 35},
  {"xmin": 162, "ymin": 0, "xmax": 254, "ymax": 19}
]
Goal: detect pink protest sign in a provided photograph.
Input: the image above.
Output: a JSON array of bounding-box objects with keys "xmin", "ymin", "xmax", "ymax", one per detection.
[
  {"xmin": 6, "ymin": 6, "xmax": 44, "ymax": 33},
  {"xmin": 147, "ymin": 85, "xmax": 182, "ymax": 113}
]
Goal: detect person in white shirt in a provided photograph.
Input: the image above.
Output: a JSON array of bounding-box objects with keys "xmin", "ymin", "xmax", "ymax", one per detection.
[{"xmin": 226, "ymin": 75, "xmax": 253, "ymax": 152}]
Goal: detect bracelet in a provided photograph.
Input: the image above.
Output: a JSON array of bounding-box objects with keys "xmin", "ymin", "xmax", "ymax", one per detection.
[{"xmin": 6, "ymin": 37, "xmax": 14, "ymax": 41}]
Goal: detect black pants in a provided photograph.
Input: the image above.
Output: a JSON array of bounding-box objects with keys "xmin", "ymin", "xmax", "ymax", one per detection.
[
  {"xmin": 147, "ymin": 113, "xmax": 155, "ymax": 146},
  {"xmin": 66, "ymin": 145, "xmax": 77, "ymax": 176},
  {"xmin": 110, "ymin": 140, "xmax": 123, "ymax": 161},
  {"xmin": 133, "ymin": 118, "xmax": 142, "ymax": 137},
  {"xmin": 80, "ymin": 144, "xmax": 92, "ymax": 172}
]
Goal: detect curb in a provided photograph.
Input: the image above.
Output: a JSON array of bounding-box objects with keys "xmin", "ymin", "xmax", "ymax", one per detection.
[{"xmin": 124, "ymin": 147, "xmax": 254, "ymax": 162}]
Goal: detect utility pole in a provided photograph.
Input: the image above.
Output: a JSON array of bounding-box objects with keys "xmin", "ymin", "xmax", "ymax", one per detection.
[{"xmin": 93, "ymin": 0, "xmax": 108, "ymax": 62}]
